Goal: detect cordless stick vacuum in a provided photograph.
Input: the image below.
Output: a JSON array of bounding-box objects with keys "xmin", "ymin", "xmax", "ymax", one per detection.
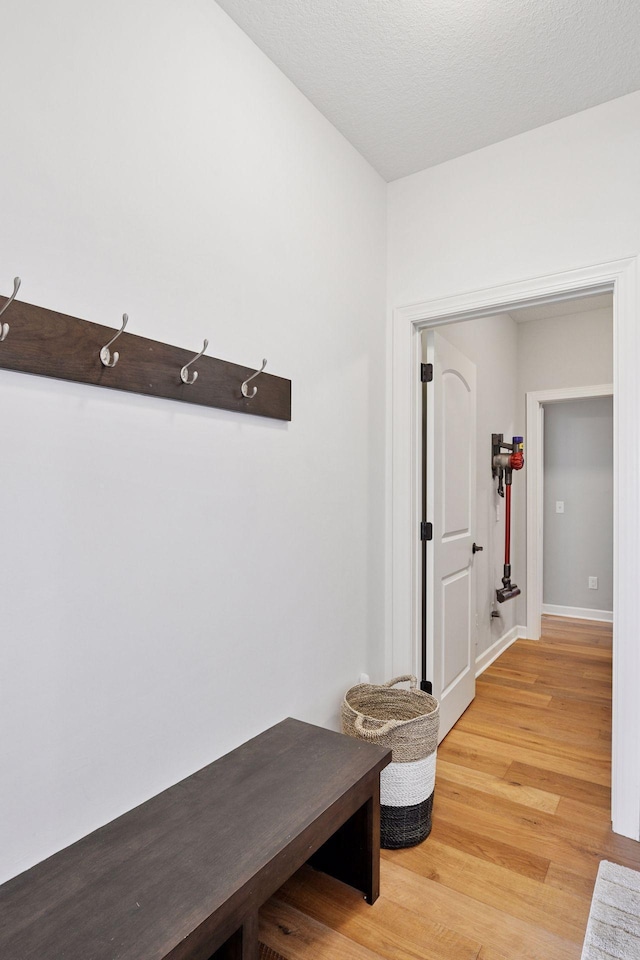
[{"xmin": 492, "ymin": 435, "xmax": 524, "ymax": 603}]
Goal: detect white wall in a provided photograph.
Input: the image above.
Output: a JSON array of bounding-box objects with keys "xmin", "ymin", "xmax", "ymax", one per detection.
[
  {"xmin": 514, "ymin": 306, "xmax": 613, "ymax": 624},
  {"xmin": 388, "ymin": 92, "xmax": 640, "ymax": 306},
  {"xmin": 0, "ymin": 0, "xmax": 387, "ymax": 882},
  {"xmin": 516, "ymin": 308, "xmax": 613, "ymax": 396},
  {"xmin": 543, "ymin": 397, "xmax": 614, "ymax": 613},
  {"xmin": 428, "ymin": 315, "xmax": 520, "ymax": 662}
]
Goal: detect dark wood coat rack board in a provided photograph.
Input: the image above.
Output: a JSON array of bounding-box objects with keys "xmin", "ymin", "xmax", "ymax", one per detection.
[{"xmin": 0, "ymin": 298, "xmax": 291, "ymax": 421}]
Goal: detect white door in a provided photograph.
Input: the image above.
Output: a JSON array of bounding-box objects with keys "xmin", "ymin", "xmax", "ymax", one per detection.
[{"xmin": 425, "ymin": 331, "xmax": 477, "ymax": 741}]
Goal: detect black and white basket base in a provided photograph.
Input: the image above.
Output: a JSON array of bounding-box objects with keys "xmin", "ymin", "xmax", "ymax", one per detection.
[
  {"xmin": 381, "ymin": 793, "xmax": 434, "ymax": 849},
  {"xmin": 379, "ymin": 751, "xmax": 436, "ymax": 849}
]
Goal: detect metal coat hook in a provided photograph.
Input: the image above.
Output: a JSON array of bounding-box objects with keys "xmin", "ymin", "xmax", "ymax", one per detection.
[
  {"xmin": 181, "ymin": 339, "xmax": 208, "ymax": 385},
  {"xmin": 241, "ymin": 358, "xmax": 267, "ymax": 399},
  {"xmin": 0, "ymin": 277, "xmax": 21, "ymax": 342},
  {"xmin": 100, "ymin": 314, "xmax": 128, "ymax": 367}
]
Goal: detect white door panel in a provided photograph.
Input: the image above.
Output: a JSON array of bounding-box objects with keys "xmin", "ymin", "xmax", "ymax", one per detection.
[
  {"xmin": 442, "ymin": 568, "xmax": 471, "ymax": 694},
  {"xmin": 442, "ymin": 370, "xmax": 472, "ymax": 537},
  {"xmin": 426, "ymin": 331, "xmax": 477, "ymax": 741}
]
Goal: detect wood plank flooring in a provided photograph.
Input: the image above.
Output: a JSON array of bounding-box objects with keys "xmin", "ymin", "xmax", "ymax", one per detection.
[{"xmin": 259, "ymin": 616, "xmax": 640, "ymax": 960}]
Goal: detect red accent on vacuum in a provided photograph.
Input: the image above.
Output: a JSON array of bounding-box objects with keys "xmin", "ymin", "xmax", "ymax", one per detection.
[{"xmin": 504, "ymin": 483, "xmax": 511, "ymax": 566}]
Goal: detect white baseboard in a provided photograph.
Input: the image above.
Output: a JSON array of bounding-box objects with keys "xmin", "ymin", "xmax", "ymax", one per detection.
[
  {"xmin": 542, "ymin": 604, "xmax": 613, "ymax": 623},
  {"xmin": 475, "ymin": 625, "xmax": 524, "ymax": 678}
]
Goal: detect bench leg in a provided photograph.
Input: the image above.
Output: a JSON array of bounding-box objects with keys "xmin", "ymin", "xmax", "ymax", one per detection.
[
  {"xmin": 309, "ymin": 778, "xmax": 381, "ymax": 904},
  {"xmin": 211, "ymin": 912, "xmax": 259, "ymax": 960}
]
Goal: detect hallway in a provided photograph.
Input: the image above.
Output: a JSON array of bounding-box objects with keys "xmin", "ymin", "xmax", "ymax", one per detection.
[{"xmin": 259, "ymin": 616, "xmax": 640, "ymax": 959}]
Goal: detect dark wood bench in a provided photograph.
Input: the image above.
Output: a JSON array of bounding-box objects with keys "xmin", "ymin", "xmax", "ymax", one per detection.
[{"xmin": 0, "ymin": 717, "xmax": 391, "ymax": 960}]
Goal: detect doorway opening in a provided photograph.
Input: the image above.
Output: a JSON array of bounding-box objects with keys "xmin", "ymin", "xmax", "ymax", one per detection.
[
  {"xmin": 527, "ymin": 384, "xmax": 613, "ymax": 640},
  {"xmin": 542, "ymin": 396, "xmax": 613, "ymax": 619},
  {"xmin": 389, "ymin": 257, "xmax": 638, "ymax": 838},
  {"xmin": 420, "ymin": 293, "xmax": 613, "ymax": 741}
]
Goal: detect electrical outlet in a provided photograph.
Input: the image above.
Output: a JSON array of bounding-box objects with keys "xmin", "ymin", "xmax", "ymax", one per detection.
[
  {"xmin": 556, "ymin": 501, "xmax": 565, "ymax": 514},
  {"xmin": 588, "ymin": 577, "xmax": 598, "ymax": 590}
]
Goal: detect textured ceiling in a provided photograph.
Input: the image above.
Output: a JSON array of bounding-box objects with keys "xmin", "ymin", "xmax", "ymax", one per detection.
[{"xmin": 214, "ymin": 0, "xmax": 640, "ymax": 181}]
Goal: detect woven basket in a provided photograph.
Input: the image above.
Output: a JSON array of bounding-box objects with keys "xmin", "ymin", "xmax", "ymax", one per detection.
[{"xmin": 342, "ymin": 675, "xmax": 439, "ymax": 849}]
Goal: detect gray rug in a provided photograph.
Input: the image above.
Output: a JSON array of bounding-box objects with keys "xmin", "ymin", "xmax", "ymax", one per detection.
[{"xmin": 582, "ymin": 860, "xmax": 640, "ymax": 959}]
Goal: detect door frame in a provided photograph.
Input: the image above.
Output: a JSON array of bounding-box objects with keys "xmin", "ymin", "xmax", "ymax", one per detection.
[
  {"xmin": 526, "ymin": 383, "xmax": 614, "ymax": 641},
  {"xmin": 388, "ymin": 256, "xmax": 639, "ymax": 839}
]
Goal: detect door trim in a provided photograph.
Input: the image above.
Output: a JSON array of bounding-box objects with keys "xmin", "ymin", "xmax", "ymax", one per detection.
[
  {"xmin": 525, "ymin": 383, "xmax": 613, "ymax": 643},
  {"xmin": 388, "ymin": 256, "xmax": 639, "ymax": 839}
]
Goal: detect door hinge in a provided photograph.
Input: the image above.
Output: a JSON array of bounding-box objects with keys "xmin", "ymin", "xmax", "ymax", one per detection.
[
  {"xmin": 420, "ymin": 521, "xmax": 433, "ymax": 541},
  {"xmin": 420, "ymin": 362, "xmax": 433, "ymax": 383}
]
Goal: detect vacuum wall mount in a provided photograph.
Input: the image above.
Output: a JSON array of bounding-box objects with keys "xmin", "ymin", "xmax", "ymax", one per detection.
[{"xmin": 492, "ymin": 434, "xmax": 524, "ymax": 603}]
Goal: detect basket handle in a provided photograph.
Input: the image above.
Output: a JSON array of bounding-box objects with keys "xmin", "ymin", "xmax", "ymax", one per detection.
[
  {"xmin": 354, "ymin": 714, "xmax": 399, "ymax": 739},
  {"xmin": 382, "ymin": 674, "xmax": 418, "ymax": 689}
]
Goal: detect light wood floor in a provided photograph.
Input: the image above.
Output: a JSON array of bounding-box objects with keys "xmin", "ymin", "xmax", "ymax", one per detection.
[{"xmin": 258, "ymin": 616, "xmax": 640, "ymax": 960}]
